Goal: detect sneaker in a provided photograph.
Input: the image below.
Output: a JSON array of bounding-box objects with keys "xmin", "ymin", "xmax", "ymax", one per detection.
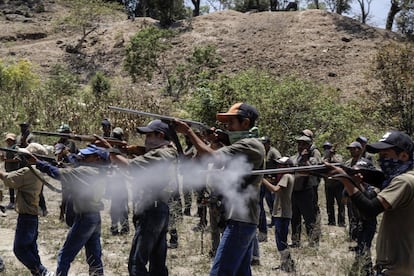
[
  {"xmin": 44, "ymin": 270, "xmax": 55, "ymax": 276},
  {"xmin": 168, "ymin": 242, "xmax": 178, "ymax": 249},
  {"xmin": 257, "ymin": 232, "xmax": 267, "ymax": 242},
  {"xmin": 110, "ymin": 225, "xmax": 119, "ymax": 236},
  {"xmin": 5, "ymin": 202, "xmax": 15, "ymax": 210}
]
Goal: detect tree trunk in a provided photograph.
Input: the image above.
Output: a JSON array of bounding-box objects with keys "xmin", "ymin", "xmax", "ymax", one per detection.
[
  {"xmin": 386, "ymin": 0, "xmax": 402, "ymax": 30},
  {"xmin": 191, "ymin": 0, "xmax": 200, "ymax": 16}
]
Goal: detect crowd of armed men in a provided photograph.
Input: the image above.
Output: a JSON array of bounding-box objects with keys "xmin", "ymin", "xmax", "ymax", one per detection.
[{"xmin": 0, "ymin": 102, "xmax": 413, "ymax": 276}]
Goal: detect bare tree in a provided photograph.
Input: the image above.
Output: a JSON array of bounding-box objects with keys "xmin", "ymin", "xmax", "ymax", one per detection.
[
  {"xmin": 325, "ymin": 0, "xmax": 352, "ymax": 14},
  {"xmin": 355, "ymin": 0, "xmax": 373, "ymax": 24}
]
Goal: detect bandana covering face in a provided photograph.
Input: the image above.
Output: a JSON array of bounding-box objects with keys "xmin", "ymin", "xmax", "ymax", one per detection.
[
  {"xmin": 379, "ymin": 157, "xmax": 413, "ymax": 189},
  {"xmin": 226, "ymin": 127, "xmax": 259, "ymax": 144},
  {"xmin": 145, "ymin": 136, "xmax": 169, "ymax": 151}
]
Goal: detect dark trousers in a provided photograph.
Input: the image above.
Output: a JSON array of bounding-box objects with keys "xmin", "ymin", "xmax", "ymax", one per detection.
[
  {"xmin": 128, "ymin": 201, "xmax": 169, "ymax": 276},
  {"xmin": 325, "ymin": 179, "xmax": 345, "ymax": 225},
  {"xmin": 14, "ymin": 214, "xmax": 47, "ymax": 275},
  {"xmin": 291, "ymin": 189, "xmax": 317, "ymax": 245},
  {"xmin": 110, "ymin": 184, "xmax": 129, "ymax": 233},
  {"xmin": 258, "ymin": 185, "xmax": 275, "ymax": 233},
  {"xmin": 273, "ymin": 217, "xmax": 291, "ymax": 252},
  {"xmin": 9, "ymin": 188, "xmax": 15, "ymax": 203},
  {"xmin": 57, "ymin": 212, "xmax": 103, "ymax": 276}
]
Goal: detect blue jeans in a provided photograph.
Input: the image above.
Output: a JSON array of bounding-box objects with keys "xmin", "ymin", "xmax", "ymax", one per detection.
[
  {"xmin": 57, "ymin": 212, "xmax": 103, "ymax": 276},
  {"xmin": 128, "ymin": 201, "xmax": 169, "ymax": 276},
  {"xmin": 210, "ymin": 220, "xmax": 257, "ymax": 276},
  {"xmin": 273, "ymin": 217, "xmax": 290, "ymax": 251},
  {"xmin": 14, "ymin": 214, "xmax": 47, "ymax": 275}
]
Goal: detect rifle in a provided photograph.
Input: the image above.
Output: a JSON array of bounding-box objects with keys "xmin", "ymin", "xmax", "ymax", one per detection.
[
  {"xmin": 33, "ymin": 131, "xmax": 147, "ymax": 156},
  {"xmin": 250, "ymin": 163, "xmax": 385, "ymax": 188},
  {"xmin": 32, "ymin": 131, "xmax": 128, "ymax": 147},
  {"xmin": 0, "ymin": 146, "xmax": 56, "ymax": 164},
  {"xmin": 108, "ymin": 106, "xmax": 210, "ymax": 132},
  {"xmin": 108, "ymin": 106, "xmax": 231, "ymax": 146}
]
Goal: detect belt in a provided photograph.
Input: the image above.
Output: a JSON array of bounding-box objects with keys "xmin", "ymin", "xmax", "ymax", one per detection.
[{"xmin": 227, "ymin": 219, "xmax": 256, "ymax": 227}]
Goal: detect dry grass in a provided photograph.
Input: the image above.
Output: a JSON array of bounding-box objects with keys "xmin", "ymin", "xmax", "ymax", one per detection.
[{"xmin": 0, "ymin": 176, "xmax": 370, "ymax": 276}]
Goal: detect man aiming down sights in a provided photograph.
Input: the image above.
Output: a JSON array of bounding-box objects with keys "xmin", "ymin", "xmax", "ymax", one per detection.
[
  {"xmin": 174, "ymin": 102, "xmax": 265, "ymax": 276},
  {"xmin": 327, "ymin": 130, "xmax": 414, "ymax": 275}
]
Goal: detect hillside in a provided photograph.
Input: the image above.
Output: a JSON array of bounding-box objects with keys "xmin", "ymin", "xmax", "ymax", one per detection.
[
  {"xmin": 0, "ymin": 1, "xmax": 401, "ymax": 99},
  {"xmin": 0, "ymin": 2, "xmax": 404, "ymax": 275}
]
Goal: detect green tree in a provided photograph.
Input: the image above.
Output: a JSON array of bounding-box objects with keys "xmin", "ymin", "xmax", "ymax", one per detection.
[
  {"xmin": 185, "ymin": 70, "xmax": 371, "ymax": 155},
  {"xmin": 0, "ymin": 59, "xmax": 40, "ymax": 128},
  {"xmin": 58, "ymin": 0, "xmax": 118, "ymax": 52},
  {"xmin": 124, "ymin": 26, "xmax": 175, "ymax": 83},
  {"xmin": 370, "ymin": 43, "xmax": 414, "ymax": 135},
  {"xmin": 396, "ymin": 5, "xmax": 414, "ymax": 39},
  {"xmin": 91, "ymin": 71, "xmax": 111, "ymax": 99}
]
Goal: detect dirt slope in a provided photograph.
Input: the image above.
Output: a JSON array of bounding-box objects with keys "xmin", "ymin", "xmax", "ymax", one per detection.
[{"xmin": 0, "ymin": 2, "xmax": 401, "ymax": 98}]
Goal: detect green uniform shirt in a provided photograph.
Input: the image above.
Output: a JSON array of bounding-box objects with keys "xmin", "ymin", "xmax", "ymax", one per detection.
[
  {"xmin": 59, "ymin": 165, "xmax": 106, "ymax": 213},
  {"xmin": 217, "ymin": 137, "xmax": 265, "ymax": 225},
  {"xmin": 128, "ymin": 145, "xmax": 178, "ymax": 206},
  {"xmin": 375, "ymin": 171, "xmax": 414, "ymax": 275},
  {"xmin": 3, "ymin": 166, "xmax": 42, "ymax": 215},
  {"xmin": 272, "ymin": 173, "xmax": 294, "ymax": 218}
]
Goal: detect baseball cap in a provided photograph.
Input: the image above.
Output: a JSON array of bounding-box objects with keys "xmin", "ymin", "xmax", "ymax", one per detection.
[
  {"xmin": 137, "ymin": 120, "xmax": 170, "ymax": 139},
  {"xmin": 216, "ymin": 103, "xmax": 259, "ymax": 123},
  {"xmin": 259, "ymin": 136, "xmax": 270, "ymax": 144},
  {"xmin": 302, "ymin": 129, "xmax": 314, "ymax": 139},
  {"xmin": 353, "ymin": 159, "xmax": 376, "ymax": 170},
  {"xmin": 79, "ymin": 144, "xmax": 109, "ymax": 160},
  {"xmin": 346, "ymin": 141, "xmax": 362, "ymax": 149},
  {"xmin": 19, "ymin": 122, "xmax": 30, "ymax": 128},
  {"xmin": 54, "ymin": 143, "xmax": 66, "ymax": 155},
  {"xmin": 4, "ymin": 133, "xmax": 16, "ymax": 141},
  {"xmin": 19, "ymin": 143, "xmax": 48, "ymax": 155},
  {"xmin": 323, "ymin": 141, "xmax": 333, "ymax": 148},
  {"xmin": 366, "ymin": 131, "xmax": 414, "ymax": 154},
  {"xmin": 356, "ymin": 136, "xmax": 368, "ymax": 144},
  {"xmin": 57, "ymin": 124, "xmax": 71, "ymax": 133},
  {"xmin": 296, "ymin": 135, "xmax": 312, "ymax": 143},
  {"xmin": 101, "ymin": 118, "xmax": 111, "ymax": 127},
  {"xmin": 276, "ymin": 156, "xmax": 293, "ymax": 166}
]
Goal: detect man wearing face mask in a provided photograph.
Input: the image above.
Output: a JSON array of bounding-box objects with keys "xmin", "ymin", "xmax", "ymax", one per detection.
[
  {"xmin": 328, "ymin": 130, "xmax": 414, "ymax": 275},
  {"xmin": 102, "ymin": 119, "xmax": 179, "ymax": 276},
  {"xmin": 174, "ymin": 102, "xmax": 265, "ymax": 276}
]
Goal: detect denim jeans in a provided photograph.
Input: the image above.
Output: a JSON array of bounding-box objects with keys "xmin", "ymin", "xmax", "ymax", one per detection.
[
  {"xmin": 57, "ymin": 212, "xmax": 103, "ymax": 276},
  {"xmin": 272, "ymin": 217, "xmax": 290, "ymax": 251},
  {"xmin": 128, "ymin": 201, "xmax": 169, "ymax": 276},
  {"xmin": 14, "ymin": 214, "xmax": 47, "ymax": 275},
  {"xmin": 210, "ymin": 220, "xmax": 257, "ymax": 276}
]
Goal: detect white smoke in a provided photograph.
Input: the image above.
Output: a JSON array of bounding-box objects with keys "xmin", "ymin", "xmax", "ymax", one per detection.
[{"xmin": 105, "ymin": 154, "xmax": 259, "ymax": 220}]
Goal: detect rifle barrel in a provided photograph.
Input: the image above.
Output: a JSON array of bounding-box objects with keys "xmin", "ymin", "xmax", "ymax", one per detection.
[
  {"xmin": 108, "ymin": 106, "xmax": 209, "ymax": 130},
  {"xmin": 32, "ymin": 131, "xmax": 126, "ymax": 146},
  {"xmin": 0, "ymin": 146, "xmax": 56, "ymax": 163},
  {"xmin": 250, "ymin": 163, "xmax": 342, "ymax": 176}
]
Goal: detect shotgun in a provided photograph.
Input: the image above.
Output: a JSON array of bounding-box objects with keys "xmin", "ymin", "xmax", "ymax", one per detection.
[
  {"xmin": 250, "ymin": 163, "xmax": 385, "ymax": 188},
  {"xmin": 0, "ymin": 146, "xmax": 56, "ymax": 164},
  {"xmin": 32, "ymin": 131, "xmax": 128, "ymax": 147},
  {"xmin": 108, "ymin": 106, "xmax": 210, "ymax": 132}
]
